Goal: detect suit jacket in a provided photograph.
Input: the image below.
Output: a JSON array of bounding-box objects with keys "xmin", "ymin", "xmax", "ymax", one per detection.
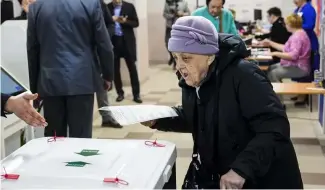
[
  {"xmin": 27, "ymin": 0, "xmax": 114, "ymax": 97},
  {"xmin": 107, "ymin": 1, "xmax": 139, "ymax": 62},
  {"xmin": 1, "ymin": 93, "xmax": 11, "ymax": 117},
  {"xmin": 100, "ymin": 0, "xmax": 114, "ymax": 37}
]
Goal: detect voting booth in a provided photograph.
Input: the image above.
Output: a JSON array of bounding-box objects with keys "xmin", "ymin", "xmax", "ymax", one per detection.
[
  {"xmin": 1, "ymin": 138, "xmax": 177, "ymax": 189},
  {"xmin": 1, "ymin": 20, "xmax": 43, "ymax": 159}
]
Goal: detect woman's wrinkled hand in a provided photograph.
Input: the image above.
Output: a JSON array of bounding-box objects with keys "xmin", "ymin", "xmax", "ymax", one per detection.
[
  {"xmin": 140, "ymin": 120, "xmax": 156, "ymax": 128},
  {"xmin": 220, "ymin": 169, "xmax": 245, "ymax": 189}
]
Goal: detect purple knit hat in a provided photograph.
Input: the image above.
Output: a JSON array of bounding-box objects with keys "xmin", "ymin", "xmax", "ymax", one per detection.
[{"xmin": 168, "ymin": 16, "xmax": 219, "ymax": 55}]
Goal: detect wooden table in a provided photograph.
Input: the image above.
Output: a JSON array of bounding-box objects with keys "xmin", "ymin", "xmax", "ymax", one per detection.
[
  {"xmin": 272, "ymin": 82, "xmax": 325, "ymax": 112},
  {"xmin": 246, "ymin": 47, "xmax": 273, "ymax": 62},
  {"xmin": 272, "ymin": 83, "xmax": 325, "ymax": 95},
  {"xmin": 246, "ymin": 56, "xmax": 272, "ymax": 61}
]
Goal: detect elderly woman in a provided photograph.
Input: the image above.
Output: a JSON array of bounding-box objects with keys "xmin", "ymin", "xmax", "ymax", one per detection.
[
  {"xmin": 141, "ymin": 16, "xmax": 303, "ymax": 189},
  {"xmin": 262, "ymin": 14, "xmax": 311, "ymax": 102}
]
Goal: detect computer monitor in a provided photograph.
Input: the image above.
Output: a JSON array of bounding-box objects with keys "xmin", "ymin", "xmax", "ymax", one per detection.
[
  {"xmin": 254, "ymin": 9, "xmax": 262, "ymax": 21},
  {"xmin": 1, "ymin": 66, "xmax": 27, "ymax": 96}
]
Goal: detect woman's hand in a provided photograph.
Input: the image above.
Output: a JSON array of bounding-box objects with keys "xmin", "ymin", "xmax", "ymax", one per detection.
[
  {"xmin": 220, "ymin": 169, "xmax": 245, "ymax": 189},
  {"xmin": 260, "ymin": 39, "xmax": 271, "ymax": 47},
  {"xmin": 267, "ymin": 51, "xmax": 278, "ymax": 57},
  {"xmin": 141, "ymin": 120, "xmax": 157, "ymax": 128}
]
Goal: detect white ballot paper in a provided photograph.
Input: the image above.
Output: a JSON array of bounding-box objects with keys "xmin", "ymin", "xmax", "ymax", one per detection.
[{"xmin": 99, "ymin": 105, "xmax": 178, "ymax": 125}]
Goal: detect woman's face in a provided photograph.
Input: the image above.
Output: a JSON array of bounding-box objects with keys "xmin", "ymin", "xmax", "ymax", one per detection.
[
  {"xmin": 293, "ymin": 0, "xmax": 305, "ymax": 7},
  {"xmin": 172, "ymin": 52, "xmax": 213, "ymax": 87}
]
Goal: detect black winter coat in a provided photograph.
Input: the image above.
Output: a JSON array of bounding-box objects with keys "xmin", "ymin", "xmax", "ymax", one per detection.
[{"xmin": 153, "ymin": 34, "xmax": 303, "ymax": 189}]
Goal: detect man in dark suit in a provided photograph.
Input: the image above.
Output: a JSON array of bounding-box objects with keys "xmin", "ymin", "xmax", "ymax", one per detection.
[
  {"xmin": 27, "ymin": 0, "xmax": 114, "ymax": 138},
  {"xmin": 107, "ymin": 0, "xmax": 142, "ymax": 103}
]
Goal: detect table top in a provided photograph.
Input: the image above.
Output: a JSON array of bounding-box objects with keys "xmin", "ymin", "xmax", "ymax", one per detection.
[
  {"xmin": 1, "ymin": 138, "xmax": 177, "ymax": 189},
  {"xmin": 246, "ymin": 48, "xmax": 273, "ymax": 61},
  {"xmin": 272, "ymin": 83, "xmax": 325, "ymax": 94}
]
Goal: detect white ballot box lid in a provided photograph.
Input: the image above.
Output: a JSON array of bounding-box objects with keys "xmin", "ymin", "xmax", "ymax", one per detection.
[
  {"xmin": 1, "ymin": 138, "xmax": 177, "ymax": 189},
  {"xmin": 1, "ymin": 20, "xmax": 30, "ymax": 89}
]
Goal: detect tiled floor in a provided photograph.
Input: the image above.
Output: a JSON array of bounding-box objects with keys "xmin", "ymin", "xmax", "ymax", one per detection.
[{"xmin": 92, "ymin": 63, "xmax": 325, "ymax": 189}]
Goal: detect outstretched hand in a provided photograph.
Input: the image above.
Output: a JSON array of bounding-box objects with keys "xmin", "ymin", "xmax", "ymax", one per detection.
[
  {"xmin": 5, "ymin": 92, "xmax": 47, "ymax": 127},
  {"xmin": 220, "ymin": 169, "xmax": 245, "ymax": 189},
  {"xmin": 141, "ymin": 120, "xmax": 156, "ymax": 128}
]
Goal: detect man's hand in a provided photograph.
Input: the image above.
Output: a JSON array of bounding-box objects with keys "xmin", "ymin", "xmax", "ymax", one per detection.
[
  {"xmin": 104, "ymin": 80, "xmax": 112, "ymax": 91},
  {"xmin": 112, "ymin": 15, "xmax": 119, "ymax": 22},
  {"xmin": 141, "ymin": 120, "xmax": 156, "ymax": 128},
  {"xmin": 220, "ymin": 169, "xmax": 245, "ymax": 189},
  {"xmin": 117, "ymin": 16, "xmax": 128, "ymax": 23},
  {"xmin": 5, "ymin": 92, "xmax": 47, "ymax": 127}
]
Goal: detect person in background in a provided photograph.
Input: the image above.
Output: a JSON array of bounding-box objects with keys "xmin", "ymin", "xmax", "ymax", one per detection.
[
  {"xmin": 97, "ymin": 0, "xmax": 122, "ymax": 128},
  {"xmin": 258, "ymin": 7, "xmax": 291, "ymax": 64},
  {"xmin": 192, "ymin": 0, "xmax": 238, "ymax": 35},
  {"xmin": 163, "ymin": 0, "xmax": 190, "ymax": 70},
  {"xmin": 12, "ymin": 0, "xmax": 35, "ymax": 20},
  {"xmin": 264, "ymin": 14, "xmax": 311, "ymax": 83},
  {"xmin": 229, "ymin": 9, "xmax": 243, "ymax": 32},
  {"xmin": 291, "ymin": 0, "xmax": 319, "ymax": 105},
  {"xmin": 141, "ymin": 16, "xmax": 302, "ymax": 189},
  {"xmin": 1, "ymin": 92, "xmax": 47, "ymax": 127},
  {"xmin": 27, "ymin": 0, "xmax": 114, "ymax": 138},
  {"xmin": 107, "ymin": 0, "xmax": 142, "ymax": 103},
  {"xmin": 100, "ymin": 0, "xmax": 115, "ymax": 37}
]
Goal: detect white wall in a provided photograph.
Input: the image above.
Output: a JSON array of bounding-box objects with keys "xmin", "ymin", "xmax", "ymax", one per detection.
[{"xmin": 186, "ymin": 0, "xmax": 296, "ymax": 22}]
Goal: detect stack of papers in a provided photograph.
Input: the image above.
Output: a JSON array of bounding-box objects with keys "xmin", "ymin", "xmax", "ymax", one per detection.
[{"xmin": 99, "ymin": 105, "xmax": 178, "ymax": 125}]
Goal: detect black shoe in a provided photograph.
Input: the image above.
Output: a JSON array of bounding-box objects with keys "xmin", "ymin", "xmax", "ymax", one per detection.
[
  {"xmin": 116, "ymin": 95, "xmax": 124, "ymax": 102},
  {"xmin": 102, "ymin": 119, "xmax": 123, "ymax": 128},
  {"xmin": 133, "ymin": 96, "xmax": 143, "ymax": 103},
  {"xmin": 290, "ymin": 96, "xmax": 298, "ymax": 101},
  {"xmin": 294, "ymin": 101, "xmax": 308, "ymax": 107},
  {"xmin": 294, "ymin": 96, "xmax": 308, "ymax": 107}
]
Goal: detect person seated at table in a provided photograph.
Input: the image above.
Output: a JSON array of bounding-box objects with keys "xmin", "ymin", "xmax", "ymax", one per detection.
[
  {"xmin": 261, "ymin": 14, "xmax": 311, "ymax": 86},
  {"xmin": 192, "ymin": 0, "xmax": 238, "ymax": 35},
  {"xmin": 257, "ymin": 7, "xmax": 291, "ymax": 64},
  {"xmin": 141, "ymin": 16, "xmax": 303, "ymax": 189}
]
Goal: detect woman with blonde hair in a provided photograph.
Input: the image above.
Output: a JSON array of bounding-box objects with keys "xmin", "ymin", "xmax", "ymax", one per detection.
[{"xmin": 262, "ymin": 14, "xmax": 311, "ymax": 87}]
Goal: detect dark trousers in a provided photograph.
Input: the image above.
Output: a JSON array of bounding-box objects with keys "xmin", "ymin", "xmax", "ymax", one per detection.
[
  {"xmin": 43, "ymin": 94, "xmax": 94, "ymax": 138},
  {"xmin": 112, "ymin": 35, "xmax": 140, "ymax": 97}
]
